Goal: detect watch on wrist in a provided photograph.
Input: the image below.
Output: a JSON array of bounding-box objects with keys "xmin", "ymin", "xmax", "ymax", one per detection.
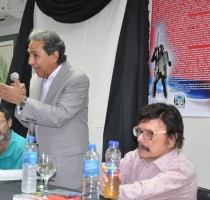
[{"xmin": 20, "ymin": 97, "xmax": 27, "ymax": 110}]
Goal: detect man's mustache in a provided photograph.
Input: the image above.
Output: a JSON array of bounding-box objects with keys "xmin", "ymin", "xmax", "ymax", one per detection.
[{"xmin": 138, "ymin": 143, "xmax": 150, "ymax": 152}]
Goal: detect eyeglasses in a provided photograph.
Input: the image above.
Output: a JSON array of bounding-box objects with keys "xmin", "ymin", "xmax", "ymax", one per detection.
[
  {"xmin": 0, "ymin": 120, "xmax": 6, "ymax": 126},
  {"xmin": 133, "ymin": 126, "xmax": 167, "ymax": 140}
]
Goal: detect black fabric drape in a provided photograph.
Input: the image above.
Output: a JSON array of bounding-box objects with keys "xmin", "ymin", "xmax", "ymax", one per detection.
[
  {"xmin": 102, "ymin": 0, "xmax": 149, "ymax": 160},
  {"xmin": 35, "ymin": 0, "xmax": 111, "ymax": 23},
  {"xmin": 1, "ymin": 0, "xmax": 35, "ymax": 137}
]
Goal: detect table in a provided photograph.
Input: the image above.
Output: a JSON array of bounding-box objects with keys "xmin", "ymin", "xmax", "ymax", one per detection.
[
  {"xmin": 1, "ymin": 181, "xmax": 22, "ymax": 200},
  {"xmin": 0, "ymin": 181, "xmax": 109, "ymax": 200}
]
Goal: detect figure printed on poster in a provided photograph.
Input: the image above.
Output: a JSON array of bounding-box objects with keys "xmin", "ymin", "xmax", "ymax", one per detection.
[{"xmin": 151, "ymin": 44, "xmax": 171, "ymax": 98}]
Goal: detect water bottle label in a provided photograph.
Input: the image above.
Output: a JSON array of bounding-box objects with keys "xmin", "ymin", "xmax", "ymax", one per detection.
[
  {"xmin": 84, "ymin": 160, "xmax": 100, "ymax": 177},
  {"xmin": 23, "ymin": 151, "xmax": 38, "ymax": 165},
  {"xmin": 106, "ymin": 161, "xmax": 120, "ymax": 176}
]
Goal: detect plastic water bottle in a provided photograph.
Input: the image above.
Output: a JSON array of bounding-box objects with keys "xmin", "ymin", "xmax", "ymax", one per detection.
[
  {"xmin": 103, "ymin": 141, "xmax": 121, "ymax": 199},
  {"xmin": 82, "ymin": 144, "xmax": 100, "ymax": 200},
  {"xmin": 21, "ymin": 136, "xmax": 38, "ymax": 193}
]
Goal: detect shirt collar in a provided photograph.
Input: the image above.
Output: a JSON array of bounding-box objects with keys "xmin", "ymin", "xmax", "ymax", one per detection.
[{"xmin": 44, "ymin": 64, "xmax": 62, "ymax": 82}]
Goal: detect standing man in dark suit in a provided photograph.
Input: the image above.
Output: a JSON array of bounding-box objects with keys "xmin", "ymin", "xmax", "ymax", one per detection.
[
  {"xmin": 0, "ymin": 29, "xmax": 90, "ymax": 189},
  {"xmin": 151, "ymin": 44, "xmax": 171, "ymax": 98}
]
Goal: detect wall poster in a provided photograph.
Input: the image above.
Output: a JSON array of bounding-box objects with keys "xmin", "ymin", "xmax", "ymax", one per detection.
[{"xmin": 149, "ymin": 0, "xmax": 210, "ymax": 116}]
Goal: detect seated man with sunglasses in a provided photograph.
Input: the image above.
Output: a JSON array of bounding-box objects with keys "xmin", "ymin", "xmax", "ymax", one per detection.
[
  {"xmin": 99, "ymin": 103, "xmax": 197, "ymax": 200},
  {"xmin": 0, "ymin": 106, "xmax": 27, "ymax": 169}
]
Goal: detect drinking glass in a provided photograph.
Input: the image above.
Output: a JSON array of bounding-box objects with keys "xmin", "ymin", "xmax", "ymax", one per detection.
[
  {"xmin": 37, "ymin": 153, "xmax": 56, "ymax": 191},
  {"xmin": 37, "ymin": 177, "xmax": 44, "ymax": 191}
]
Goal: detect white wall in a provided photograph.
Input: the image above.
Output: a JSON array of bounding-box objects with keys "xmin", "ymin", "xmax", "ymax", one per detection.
[
  {"xmin": 0, "ymin": 23, "xmax": 21, "ymax": 36},
  {"xmin": 0, "ymin": 0, "xmax": 210, "ymax": 189},
  {"xmin": 182, "ymin": 118, "xmax": 210, "ymax": 189}
]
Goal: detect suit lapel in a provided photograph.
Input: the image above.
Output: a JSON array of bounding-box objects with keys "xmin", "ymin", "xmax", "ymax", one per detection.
[
  {"xmin": 44, "ymin": 62, "xmax": 70, "ymax": 103},
  {"xmin": 30, "ymin": 75, "xmax": 43, "ymax": 100}
]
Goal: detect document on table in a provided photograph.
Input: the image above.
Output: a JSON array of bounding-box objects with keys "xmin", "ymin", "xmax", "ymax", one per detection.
[
  {"xmin": 0, "ymin": 169, "xmax": 22, "ymax": 181},
  {"xmin": 45, "ymin": 188, "xmax": 83, "ymax": 197}
]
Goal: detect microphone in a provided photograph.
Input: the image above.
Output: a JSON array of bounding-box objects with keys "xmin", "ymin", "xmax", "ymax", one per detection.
[{"xmin": 10, "ymin": 72, "xmax": 19, "ymax": 81}]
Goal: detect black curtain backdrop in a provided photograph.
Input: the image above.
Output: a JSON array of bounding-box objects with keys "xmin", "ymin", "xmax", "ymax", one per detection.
[
  {"xmin": 0, "ymin": 0, "xmax": 35, "ymax": 137},
  {"xmin": 35, "ymin": 0, "xmax": 111, "ymax": 23},
  {"xmin": 102, "ymin": 0, "xmax": 149, "ymax": 160}
]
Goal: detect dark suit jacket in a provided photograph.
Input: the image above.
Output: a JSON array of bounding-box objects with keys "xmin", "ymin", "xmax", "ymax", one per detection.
[{"xmin": 15, "ymin": 61, "xmax": 90, "ymax": 189}]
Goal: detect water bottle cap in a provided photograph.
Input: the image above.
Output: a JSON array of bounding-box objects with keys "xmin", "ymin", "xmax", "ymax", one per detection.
[
  {"xmin": 27, "ymin": 136, "xmax": 35, "ymax": 143},
  {"xmin": 109, "ymin": 140, "xmax": 119, "ymax": 147},
  {"xmin": 88, "ymin": 144, "xmax": 96, "ymax": 150}
]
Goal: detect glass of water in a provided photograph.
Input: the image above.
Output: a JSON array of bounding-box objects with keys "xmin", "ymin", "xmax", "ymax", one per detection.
[{"xmin": 37, "ymin": 153, "xmax": 56, "ymax": 191}]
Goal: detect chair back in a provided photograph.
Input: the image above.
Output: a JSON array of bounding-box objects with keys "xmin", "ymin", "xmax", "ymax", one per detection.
[{"xmin": 197, "ymin": 187, "xmax": 210, "ymax": 200}]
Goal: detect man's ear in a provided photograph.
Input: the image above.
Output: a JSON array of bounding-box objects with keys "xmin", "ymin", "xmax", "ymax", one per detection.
[
  {"xmin": 168, "ymin": 133, "xmax": 177, "ymax": 148},
  {"xmin": 52, "ymin": 50, "xmax": 59, "ymax": 62},
  {"xmin": 7, "ymin": 118, "xmax": 12, "ymax": 128}
]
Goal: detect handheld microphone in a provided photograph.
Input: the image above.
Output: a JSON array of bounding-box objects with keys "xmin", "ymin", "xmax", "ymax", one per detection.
[{"xmin": 10, "ymin": 72, "xmax": 19, "ymax": 81}]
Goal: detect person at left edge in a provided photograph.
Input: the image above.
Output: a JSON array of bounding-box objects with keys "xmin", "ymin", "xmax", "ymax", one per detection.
[
  {"xmin": 0, "ymin": 29, "xmax": 90, "ymax": 189},
  {"xmin": 0, "ymin": 106, "xmax": 27, "ymax": 169}
]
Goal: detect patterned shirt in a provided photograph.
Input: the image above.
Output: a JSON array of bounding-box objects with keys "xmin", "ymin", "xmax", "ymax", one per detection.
[
  {"xmin": 0, "ymin": 130, "xmax": 27, "ymax": 169},
  {"xmin": 119, "ymin": 149, "xmax": 197, "ymax": 200}
]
